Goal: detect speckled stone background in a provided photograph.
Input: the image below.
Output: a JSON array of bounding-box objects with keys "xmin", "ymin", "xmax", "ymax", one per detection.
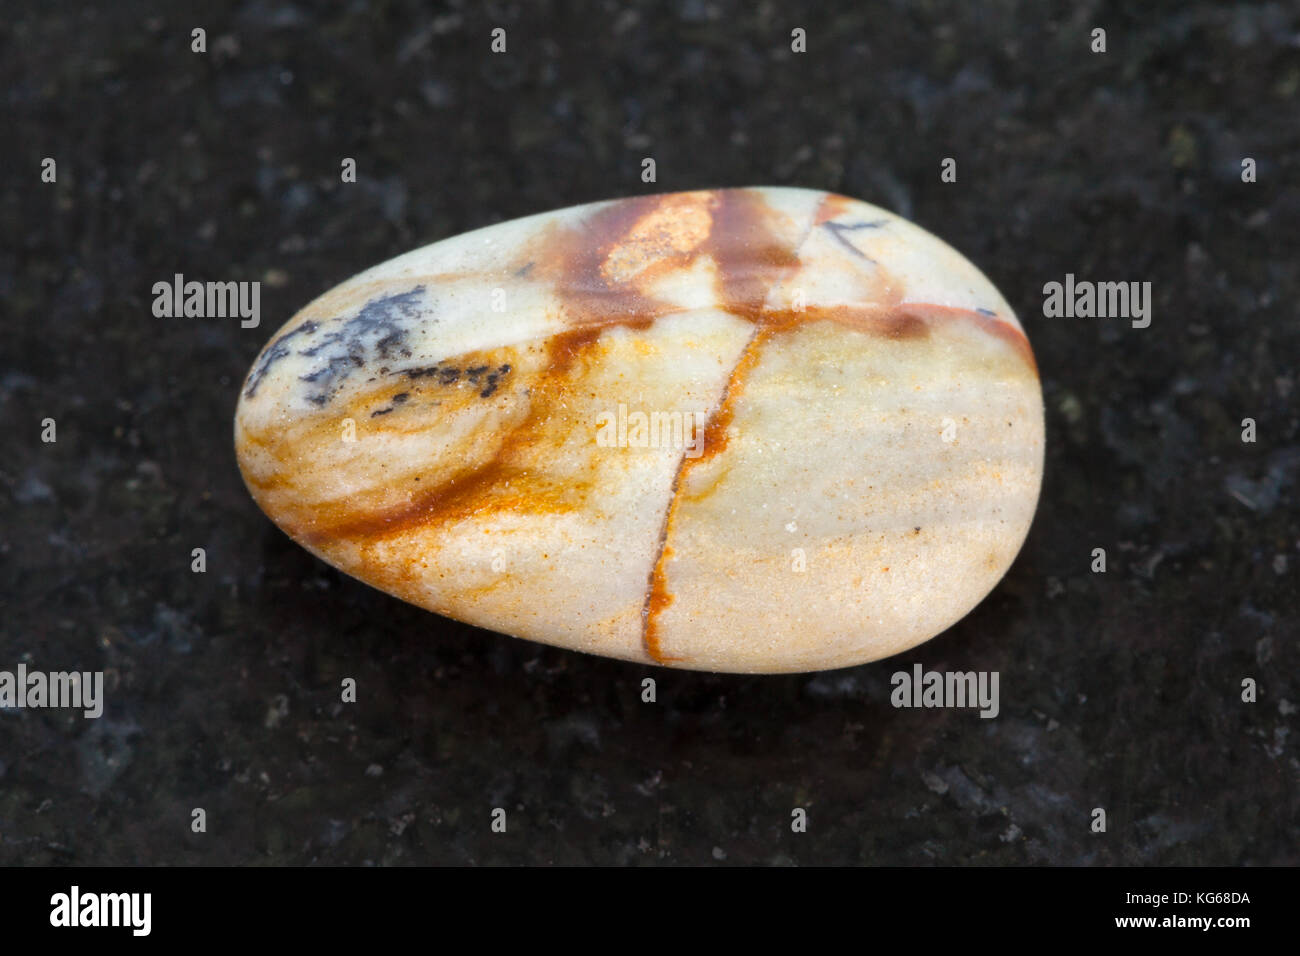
[{"xmin": 2, "ymin": 0, "xmax": 1297, "ymax": 865}]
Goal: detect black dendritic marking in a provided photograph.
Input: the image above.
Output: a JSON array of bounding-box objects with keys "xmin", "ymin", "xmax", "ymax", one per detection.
[
  {"xmin": 822, "ymin": 219, "xmax": 888, "ymax": 261},
  {"xmin": 243, "ymin": 287, "xmax": 431, "ymax": 403},
  {"xmin": 399, "ymin": 362, "xmax": 512, "ymax": 399},
  {"xmin": 243, "ymin": 320, "xmax": 321, "ymax": 398},
  {"xmin": 242, "ymin": 284, "xmax": 432, "ymax": 406},
  {"xmin": 479, "ymin": 364, "xmax": 511, "ymax": 398},
  {"xmin": 296, "ymin": 286, "xmax": 428, "ymax": 405}
]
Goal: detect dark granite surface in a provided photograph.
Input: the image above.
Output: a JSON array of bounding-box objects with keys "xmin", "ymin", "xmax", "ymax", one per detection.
[{"xmin": 2, "ymin": 1, "xmax": 1297, "ymax": 865}]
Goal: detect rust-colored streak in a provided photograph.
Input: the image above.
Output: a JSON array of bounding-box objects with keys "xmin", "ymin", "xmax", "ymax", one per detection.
[
  {"xmin": 880, "ymin": 310, "xmax": 931, "ymax": 340},
  {"xmin": 634, "ymin": 191, "xmax": 806, "ymax": 660},
  {"xmin": 538, "ymin": 191, "xmax": 705, "ymax": 330},
  {"xmin": 813, "ymin": 192, "xmax": 855, "ymax": 225},
  {"xmin": 240, "ymin": 468, "xmax": 291, "ymax": 493},
  {"xmin": 534, "ymin": 187, "xmax": 806, "ymax": 334},
  {"xmin": 692, "ymin": 326, "xmax": 769, "ymax": 463},
  {"xmin": 547, "ymin": 325, "xmax": 606, "ymax": 375},
  {"xmin": 638, "ymin": 190, "xmax": 812, "ymax": 662},
  {"xmin": 706, "ymin": 190, "xmax": 803, "ymax": 315},
  {"xmin": 304, "ymin": 458, "xmax": 509, "ymax": 546},
  {"xmin": 750, "ymin": 302, "xmax": 1035, "ymax": 375},
  {"xmin": 638, "ymin": 325, "xmax": 772, "ymax": 663},
  {"xmin": 601, "ymin": 193, "xmax": 714, "ymax": 283},
  {"xmin": 968, "ymin": 309, "xmax": 1038, "ymax": 378},
  {"xmin": 642, "ymin": 546, "xmax": 681, "ymax": 664},
  {"xmin": 895, "ymin": 302, "xmax": 1037, "ymax": 377}
]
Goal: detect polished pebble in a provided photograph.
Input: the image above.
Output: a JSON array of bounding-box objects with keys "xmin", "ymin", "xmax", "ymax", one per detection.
[{"xmin": 235, "ymin": 188, "xmax": 1044, "ymax": 673}]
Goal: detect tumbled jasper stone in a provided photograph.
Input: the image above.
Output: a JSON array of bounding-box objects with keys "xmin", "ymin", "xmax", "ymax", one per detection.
[{"xmin": 235, "ymin": 188, "xmax": 1044, "ymax": 673}]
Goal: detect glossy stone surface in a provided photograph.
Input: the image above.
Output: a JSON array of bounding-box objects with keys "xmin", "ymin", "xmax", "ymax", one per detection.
[{"xmin": 235, "ymin": 188, "xmax": 1044, "ymax": 672}]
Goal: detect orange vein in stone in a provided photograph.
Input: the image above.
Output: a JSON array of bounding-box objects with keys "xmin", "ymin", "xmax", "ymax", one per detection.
[
  {"xmin": 639, "ymin": 194, "xmax": 820, "ymax": 664},
  {"xmin": 639, "ymin": 330, "xmax": 772, "ymax": 664}
]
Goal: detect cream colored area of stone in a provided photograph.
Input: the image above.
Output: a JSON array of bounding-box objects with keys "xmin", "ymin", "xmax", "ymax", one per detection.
[{"xmin": 654, "ymin": 316, "xmax": 1044, "ymax": 672}]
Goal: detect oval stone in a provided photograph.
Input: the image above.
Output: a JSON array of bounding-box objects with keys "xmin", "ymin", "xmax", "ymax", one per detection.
[{"xmin": 235, "ymin": 188, "xmax": 1044, "ymax": 673}]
